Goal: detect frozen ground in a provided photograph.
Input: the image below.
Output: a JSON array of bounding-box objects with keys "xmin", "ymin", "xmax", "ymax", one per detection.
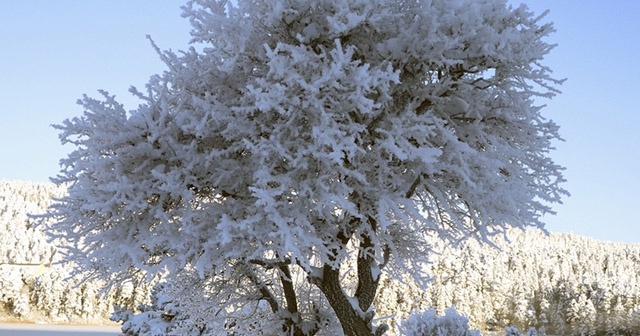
[{"xmin": 0, "ymin": 323, "xmax": 120, "ymax": 336}]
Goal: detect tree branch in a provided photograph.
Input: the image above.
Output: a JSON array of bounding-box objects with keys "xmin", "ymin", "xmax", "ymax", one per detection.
[
  {"xmin": 242, "ymin": 264, "xmax": 280, "ymax": 314},
  {"xmin": 248, "ymin": 257, "xmax": 292, "ymax": 269},
  {"xmin": 416, "ymin": 98, "xmax": 433, "ymax": 115},
  {"xmin": 278, "ymin": 264, "xmax": 305, "ymax": 336},
  {"xmin": 278, "ymin": 265, "xmax": 298, "ymax": 315},
  {"xmin": 405, "ymin": 175, "xmax": 422, "ymax": 199}
]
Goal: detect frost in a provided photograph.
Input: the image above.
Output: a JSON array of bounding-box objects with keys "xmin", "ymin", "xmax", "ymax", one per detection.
[
  {"xmin": 371, "ymin": 263, "xmax": 381, "ymax": 282},
  {"xmin": 45, "ymin": 0, "xmax": 565, "ymax": 335},
  {"xmin": 446, "ymin": 96, "xmax": 470, "ymax": 115}
]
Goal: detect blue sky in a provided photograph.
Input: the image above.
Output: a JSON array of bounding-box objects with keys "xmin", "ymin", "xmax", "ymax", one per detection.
[{"xmin": 1, "ymin": 1, "xmax": 638, "ymax": 243}]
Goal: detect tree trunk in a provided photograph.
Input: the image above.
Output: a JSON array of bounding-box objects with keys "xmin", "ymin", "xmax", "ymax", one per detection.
[
  {"xmin": 318, "ymin": 264, "xmax": 374, "ymax": 336},
  {"xmin": 355, "ymin": 224, "xmax": 379, "ymax": 312}
]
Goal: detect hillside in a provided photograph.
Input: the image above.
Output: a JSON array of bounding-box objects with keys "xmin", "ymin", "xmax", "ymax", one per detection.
[{"xmin": 2, "ymin": 180, "xmax": 640, "ymax": 335}]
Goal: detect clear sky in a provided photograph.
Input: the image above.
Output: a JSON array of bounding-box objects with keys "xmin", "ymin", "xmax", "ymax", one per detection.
[{"xmin": 1, "ymin": 1, "xmax": 638, "ymax": 243}]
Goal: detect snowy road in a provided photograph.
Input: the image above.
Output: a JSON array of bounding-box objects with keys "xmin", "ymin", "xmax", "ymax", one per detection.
[{"xmin": 0, "ymin": 324, "xmax": 120, "ymax": 336}]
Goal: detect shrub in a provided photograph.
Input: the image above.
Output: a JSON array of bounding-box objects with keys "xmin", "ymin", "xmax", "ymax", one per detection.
[{"xmin": 399, "ymin": 307, "xmax": 480, "ymax": 336}]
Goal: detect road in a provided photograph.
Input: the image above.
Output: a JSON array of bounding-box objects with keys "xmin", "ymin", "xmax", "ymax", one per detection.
[{"xmin": 0, "ymin": 324, "xmax": 120, "ymax": 336}]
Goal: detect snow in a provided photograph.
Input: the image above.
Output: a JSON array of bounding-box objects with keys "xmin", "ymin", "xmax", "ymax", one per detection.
[
  {"xmin": 0, "ymin": 324, "xmax": 120, "ymax": 336},
  {"xmin": 370, "ymin": 263, "xmax": 381, "ymax": 282},
  {"xmin": 347, "ymin": 295, "xmax": 366, "ymax": 319}
]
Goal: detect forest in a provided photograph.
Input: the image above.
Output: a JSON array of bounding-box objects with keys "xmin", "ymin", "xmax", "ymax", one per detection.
[
  {"xmin": 2, "ymin": 179, "xmax": 640, "ymax": 335},
  {"xmin": 0, "ymin": 180, "xmax": 148, "ymax": 325}
]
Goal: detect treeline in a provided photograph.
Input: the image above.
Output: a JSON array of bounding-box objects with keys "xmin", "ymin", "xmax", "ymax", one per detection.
[
  {"xmin": 0, "ymin": 180, "xmax": 146, "ymax": 324},
  {"xmin": 377, "ymin": 230, "xmax": 640, "ymax": 335},
  {"xmin": 2, "ymin": 180, "xmax": 640, "ymax": 335},
  {"xmin": 0, "ymin": 180, "xmax": 61, "ymax": 265}
]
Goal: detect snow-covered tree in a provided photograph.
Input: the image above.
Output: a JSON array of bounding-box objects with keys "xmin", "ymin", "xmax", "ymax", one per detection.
[
  {"xmin": 45, "ymin": 0, "xmax": 565, "ymax": 335},
  {"xmin": 0, "ymin": 180, "xmax": 65, "ymax": 265}
]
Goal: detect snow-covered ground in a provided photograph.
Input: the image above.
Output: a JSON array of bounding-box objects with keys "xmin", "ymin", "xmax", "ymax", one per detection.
[{"xmin": 0, "ymin": 324, "xmax": 120, "ymax": 336}]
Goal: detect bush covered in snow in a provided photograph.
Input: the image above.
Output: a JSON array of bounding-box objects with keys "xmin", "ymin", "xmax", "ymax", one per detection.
[
  {"xmin": 398, "ymin": 307, "xmax": 480, "ymax": 336},
  {"xmin": 504, "ymin": 326, "xmax": 546, "ymax": 336}
]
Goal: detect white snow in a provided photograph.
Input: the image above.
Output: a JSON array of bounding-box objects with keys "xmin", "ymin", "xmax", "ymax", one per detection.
[{"xmin": 0, "ymin": 323, "xmax": 120, "ymax": 336}]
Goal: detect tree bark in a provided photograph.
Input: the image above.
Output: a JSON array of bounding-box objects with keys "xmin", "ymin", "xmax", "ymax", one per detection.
[
  {"xmin": 318, "ymin": 264, "xmax": 374, "ymax": 336},
  {"xmin": 355, "ymin": 216, "xmax": 383, "ymax": 313},
  {"xmin": 355, "ymin": 234, "xmax": 377, "ymax": 312}
]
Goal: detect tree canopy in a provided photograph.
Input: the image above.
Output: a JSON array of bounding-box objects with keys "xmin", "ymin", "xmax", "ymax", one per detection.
[{"xmin": 47, "ymin": 0, "xmax": 566, "ymax": 335}]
